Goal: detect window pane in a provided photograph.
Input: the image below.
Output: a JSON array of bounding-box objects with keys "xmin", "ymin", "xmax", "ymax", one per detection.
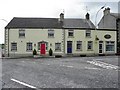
[
  {"xmin": 48, "ymin": 29, "xmax": 54, "ymax": 37},
  {"xmin": 86, "ymin": 30, "xmax": 91, "ymax": 37},
  {"xmin": 55, "ymin": 43, "xmax": 61, "ymax": 51},
  {"xmin": 106, "ymin": 41, "xmax": 115, "ymax": 51},
  {"xmin": 11, "ymin": 43, "xmax": 17, "ymax": 51},
  {"xmin": 26, "ymin": 42, "xmax": 32, "ymax": 51},
  {"xmin": 88, "ymin": 41, "xmax": 93, "ymax": 50},
  {"xmin": 19, "ymin": 29, "xmax": 25, "ymax": 37},
  {"xmin": 68, "ymin": 30, "xmax": 74, "ymax": 37},
  {"xmin": 76, "ymin": 41, "xmax": 82, "ymax": 50}
]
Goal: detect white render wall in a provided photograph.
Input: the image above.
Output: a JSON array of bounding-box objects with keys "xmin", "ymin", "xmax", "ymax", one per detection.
[
  {"xmin": 8, "ymin": 29, "xmax": 63, "ymax": 57},
  {"xmin": 65, "ymin": 29, "xmax": 116, "ymax": 55},
  {"xmin": 5, "ymin": 28, "xmax": 117, "ymax": 57}
]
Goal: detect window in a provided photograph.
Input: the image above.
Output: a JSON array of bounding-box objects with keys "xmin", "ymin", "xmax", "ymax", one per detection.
[
  {"xmin": 68, "ymin": 30, "xmax": 74, "ymax": 37},
  {"xmin": 11, "ymin": 43, "xmax": 17, "ymax": 51},
  {"xmin": 26, "ymin": 42, "xmax": 32, "ymax": 51},
  {"xmin": 86, "ymin": 30, "xmax": 91, "ymax": 37},
  {"xmin": 106, "ymin": 41, "xmax": 115, "ymax": 51},
  {"xmin": 76, "ymin": 41, "xmax": 82, "ymax": 50},
  {"xmin": 48, "ymin": 29, "xmax": 54, "ymax": 38},
  {"xmin": 19, "ymin": 29, "xmax": 25, "ymax": 38},
  {"xmin": 87, "ymin": 41, "xmax": 93, "ymax": 50},
  {"xmin": 55, "ymin": 43, "xmax": 61, "ymax": 51},
  {"xmin": 38, "ymin": 42, "xmax": 48, "ymax": 50}
]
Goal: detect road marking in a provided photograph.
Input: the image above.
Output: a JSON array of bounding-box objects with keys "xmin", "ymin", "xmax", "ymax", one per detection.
[
  {"xmin": 85, "ymin": 67, "xmax": 99, "ymax": 70},
  {"xmin": 87, "ymin": 60, "xmax": 119, "ymax": 70},
  {"xmin": 66, "ymin": 66, "xmax": 73, "ymax": 68},
  {"xmin": 11, "ymin": 78, "xmax": 37, "ymax": 89}
]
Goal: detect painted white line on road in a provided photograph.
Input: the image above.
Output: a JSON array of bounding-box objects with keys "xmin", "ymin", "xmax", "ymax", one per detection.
[
  {"xmin": 87, "ymin": 60, "xmax": 119, "ymax": 70},
  {"xmin": 85, "ymin": 67, "xmax": 99, "ymax": 70},
  {"xmin": 66, "ymin": 66, "xmax": 73, "ymax": 68},
  {"xmin": 11, "ymin": 78, "xmax": 37, "ymax": 89}
]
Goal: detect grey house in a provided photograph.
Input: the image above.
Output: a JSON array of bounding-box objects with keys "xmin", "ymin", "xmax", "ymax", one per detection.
[
  {"xmin": 98, "ymin": 7, "xmax": 120, "ymax": 41},
  {"xmin": 98, "ymin": 7, "xmax": 120, "ymax": 53}
]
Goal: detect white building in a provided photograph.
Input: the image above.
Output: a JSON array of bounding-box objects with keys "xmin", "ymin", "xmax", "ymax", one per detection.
[{"xmin": 4, "ymin": 13, "xmax": 117, "ymax": 57}]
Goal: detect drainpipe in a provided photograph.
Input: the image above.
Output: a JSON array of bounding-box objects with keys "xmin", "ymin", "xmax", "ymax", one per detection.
[{"xmin": 8, "ymin": 29, "xmax": 9, "ymax": 57}]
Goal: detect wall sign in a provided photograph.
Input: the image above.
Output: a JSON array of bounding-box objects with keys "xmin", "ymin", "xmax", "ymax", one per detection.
[{"xmin": 104, "ymin": 34, "xmax": 111, "ymax": 39}]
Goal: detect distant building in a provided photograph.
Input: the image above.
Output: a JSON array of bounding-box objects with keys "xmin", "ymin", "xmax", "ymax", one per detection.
[
  {"xmin": 98, "ymin": 7, "xmax": 120, "ymax": 52},
  {"xmin": 98, "ymin": 7, "xmax": 120, "ymax": 41},
  {"xmin": 4, "ymin": 13, "xmax": 117, "ymax": 57}
]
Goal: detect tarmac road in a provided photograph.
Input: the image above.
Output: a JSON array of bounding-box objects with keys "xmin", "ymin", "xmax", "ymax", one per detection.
[{"xmin": 1, "ymin": 56, "xmax": 119, "ymax": 89}]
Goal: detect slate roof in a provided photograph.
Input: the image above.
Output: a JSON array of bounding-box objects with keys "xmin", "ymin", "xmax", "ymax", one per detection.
[
  {"xmin": 5, "ymin": 17, "xmax": 95, "ymax": 29},
  {"xmin": 110, "ymin": 13, "xmax": 120, "ymax": 18},
  {"xmin": 64, "ymin": 19, "xmax": 95, "ymax": 29},
  {"xmin": 5, "ymin": 17, "xmax": 62, "ymax": 29}
]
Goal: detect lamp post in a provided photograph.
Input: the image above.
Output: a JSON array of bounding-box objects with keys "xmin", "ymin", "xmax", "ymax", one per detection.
[
  {"xmin": 94, "ymin": 6, "xmax": 105, "ymax": 55},
  {"xmin": 95, "ymin": 6, "xmax": 105, "ymax": 28},
  {"xmin": 0, "ymin": 19, "xmax": 8, "ymax": 57}
]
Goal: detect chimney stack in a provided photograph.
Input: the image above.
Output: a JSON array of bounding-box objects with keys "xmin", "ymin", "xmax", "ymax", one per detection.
[
  {"xmin": 86, "ymin": 13, "xmax": 90, "ymax": 20},
  {"xmin": 104, "ymin": 7, "xmax": 110, "ymax": 15},
  {"xmin": 60, "ymin": 13, "xmax": 64, "ymax": 22}
]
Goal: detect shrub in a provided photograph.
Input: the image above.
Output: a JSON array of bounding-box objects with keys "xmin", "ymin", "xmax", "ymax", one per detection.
[
  {"xmin": 49, "ymin": 48, "xmax": 53, "ymax": 56},
  {"xmin": 33, "ymin": 49, "xmax": 37, "ymax": 55}
]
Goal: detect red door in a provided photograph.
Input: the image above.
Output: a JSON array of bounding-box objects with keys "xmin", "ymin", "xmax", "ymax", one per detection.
[{"xmin": 40, "ymin": 43, "xmax": 46, "ymax": 55}]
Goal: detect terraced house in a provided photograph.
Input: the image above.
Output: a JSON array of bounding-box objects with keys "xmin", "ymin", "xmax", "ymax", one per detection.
[{"xmin": 4, "ymin": 13, "xmax": 117, "ymax": 57}]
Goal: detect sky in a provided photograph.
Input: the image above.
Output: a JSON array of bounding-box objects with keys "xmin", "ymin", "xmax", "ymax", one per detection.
[{"xmin": 0, "ymin": 0, "xmax": 119, "ymax": 44}]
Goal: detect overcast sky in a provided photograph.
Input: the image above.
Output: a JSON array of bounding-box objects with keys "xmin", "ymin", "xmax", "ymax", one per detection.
[{"xmin": 0, "ymin": 0, "xmax": 119, "ymax": 44}]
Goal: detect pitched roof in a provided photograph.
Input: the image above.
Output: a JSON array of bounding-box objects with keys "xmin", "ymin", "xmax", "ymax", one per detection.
[
  {"xmin": 64, "ymin": 19, "xmax": 95, "ymax": 29},
  {"xmin": 5, "ymin": 17, "xmax": 62, "ymax": 29},
  {"xmin": 5, "ymin": 17, "xmax": 95, "ymax": 29},
  {"xmin": 110, "ymin": 13, "xmax": 120, "ymax": 18}
]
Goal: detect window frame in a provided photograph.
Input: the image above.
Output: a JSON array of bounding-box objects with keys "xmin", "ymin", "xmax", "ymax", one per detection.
[
  {"xmin": 86, "ymin": 30, "xmax": 91, "ymax": 37},
  {"xmin": 68, "ymin": 29, "xmax": 74, "ymax": 37},
  {"xmin": 87, "ymin": 41, "xmax": 93, "ymax": 50},
  {"xmin": 76, "ymin": 41, "xmax": 82, "ymax": 50},
  {"xmin": 26, "ymin": 42, "xmax": 33, "ymax": 51},
  {"xmin": 55, "ymin": 43, "xmax": 61, "ymax": 51},
  {"xmin": 48, "ymin": 29, "xmax": 54, "ymax": 38},
  {"xmin": 11, "ymin": 42, "xmax": 17, "ymax": 51},
  {"xmin": 19, "ymin": 29, "xmax": 25, "ymax": 38},
  {"xmin": 106, "ymin": 41, "xmax": 115, "ymax": 51}
]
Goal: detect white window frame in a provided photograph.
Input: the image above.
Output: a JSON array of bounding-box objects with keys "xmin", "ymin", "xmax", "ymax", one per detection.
[
  {"xmin": 87, "ymin": 41, "xmax": 93, "ymax": 50},
  {"xmin": 76, "ymin": 41, "xmax": 82, "ymax": 50},
  {"xmin": 26, "ymin": 42, "xmax": 33, "ymax": 51},
  {"xmin": 86, "ymin": 30, "xmax": 91, "ymax": 37},
  {"xmin": 11, "ymin": 42, "xmax": 17, "ymax": 51},
  {"xmin": 68, "ymin": 30, "xmax": 74, "ymax": 37},
  {"xmin": 19, "ymin": 29, "xmax": 25, "ymax": 38},
  {"xmin": 55, "ymin": 43, "xmax": 61, "ymax": 51},
  {"xmin": 48, "ymin": 29, "xmax": 54, "ymax": 38},
  {"xmin": 106, "ymin": 41, "xmax": 115, "ymax": 51}
]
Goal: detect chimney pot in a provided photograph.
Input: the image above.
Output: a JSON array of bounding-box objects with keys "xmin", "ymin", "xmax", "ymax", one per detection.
[
  {"xmin": 60, "ymin": 13, "xmax": 64, "ymax": 22},
  {"xmin": 86, "ymin": 13, "xmax": 90, "ymax": 20},
  {"xmin": 104, "ymin": 7, "xmax": 110, "ymax": 15}
]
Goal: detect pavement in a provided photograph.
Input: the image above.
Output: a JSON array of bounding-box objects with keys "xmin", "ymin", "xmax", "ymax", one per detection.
[{"xmin": 1, "ymin": 56, "xmax": 120, "ymax": 89}]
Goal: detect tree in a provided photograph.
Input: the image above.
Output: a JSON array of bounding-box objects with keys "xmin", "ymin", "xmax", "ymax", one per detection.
[
  {"xmin": 49, "ymin": 48, "xmax": 53, "ymax": 56},
  {"xmin": 33, "ymin": 49, "xmax": 37, "ymax": 55}
]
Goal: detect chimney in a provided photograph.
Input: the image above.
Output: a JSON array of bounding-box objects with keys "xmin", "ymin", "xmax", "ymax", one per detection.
[
  {"xmin": 104, "ymin": 7, "xmax": 110, "ymax": 15},
  {"xmin": 60, "ymin": 13, "xmax": 64, "ymax": 22},
  {"xmin": 86, "ymin": 13, "xmax": 90, "ymax": 20}
]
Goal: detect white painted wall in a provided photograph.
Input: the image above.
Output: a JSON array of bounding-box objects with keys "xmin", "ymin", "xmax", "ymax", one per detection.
[
  {"xmin": 5, "ymin": 28, "xmax": 117, "ymax": 57},
  {"xmin": 8, "ymin": 29, "xmax": 63, "ymax": 56}
]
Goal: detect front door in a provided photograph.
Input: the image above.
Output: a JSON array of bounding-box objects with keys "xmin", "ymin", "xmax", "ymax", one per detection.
[
  {"xmin": 40, "ymin": 43, "xmax": 46, "ymax": 55},
  {"xmin": 67, "ymin": 41, "xmax": 72, "ymax": 54},
  {"xmin": 99, "ymin": 41, "xmax": 103, "ymax": 54}
]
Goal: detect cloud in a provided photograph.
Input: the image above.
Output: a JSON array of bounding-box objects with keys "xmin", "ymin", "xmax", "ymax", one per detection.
[{"xmin": 0, "ymin": 0, "xmax": 119, "ymax": 43}]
